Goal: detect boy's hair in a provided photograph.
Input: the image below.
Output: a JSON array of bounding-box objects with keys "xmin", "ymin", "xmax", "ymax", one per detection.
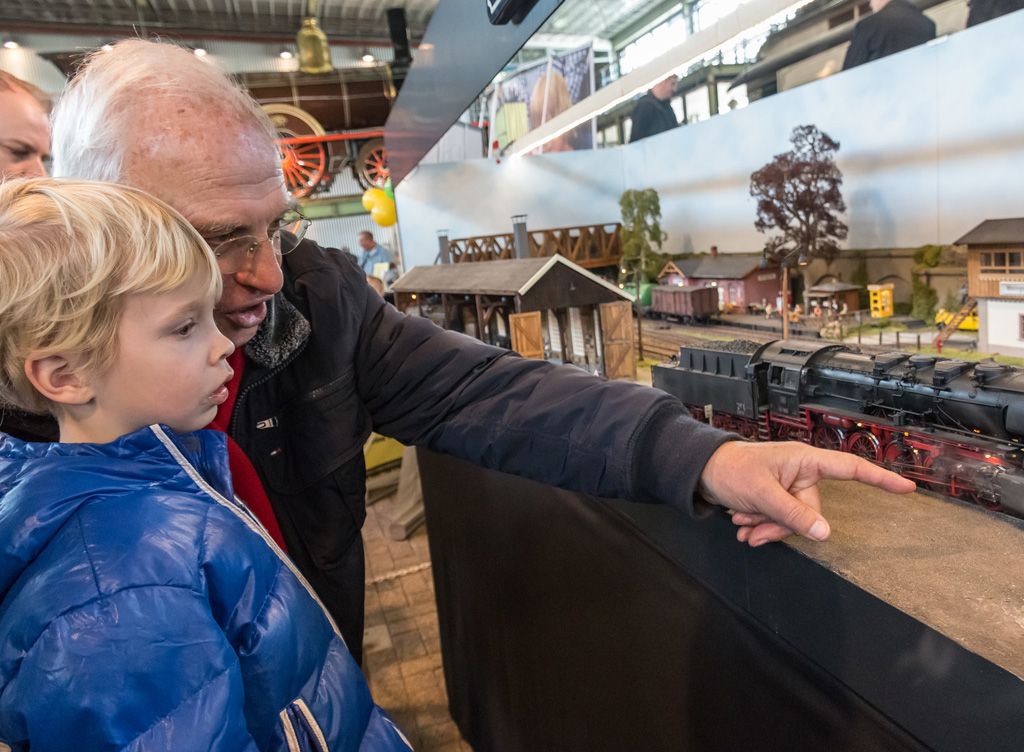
[{"xmin": 0, "ymin": 178, "xmax": 221, "ymax": 414}]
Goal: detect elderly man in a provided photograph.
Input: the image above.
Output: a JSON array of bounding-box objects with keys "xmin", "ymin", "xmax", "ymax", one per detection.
[
  {"xmin": 6, "ymin": 40, "xmax": 913, "ymax": 664},
  {"xmin": 629, "ymin": 74, "xmax": 679, "ymax": 143},
  {"xmin": 0, "ymin": 71, "xmax": 50, "ymax": 178},
  {"xmin": 356, "ymin": 229, "xmax": 393, "ymax": 277}
]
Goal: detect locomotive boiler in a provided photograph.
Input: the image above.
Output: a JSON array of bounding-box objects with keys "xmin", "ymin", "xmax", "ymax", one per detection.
[{"xmin": 652, "ymin": 340, "xmax": 1024, "ymax": 516}]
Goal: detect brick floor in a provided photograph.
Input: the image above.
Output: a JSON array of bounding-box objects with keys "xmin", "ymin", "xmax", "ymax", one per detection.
[{"xmin": 362, "ymin": 489, "xmax": 472, "ymax": 752}]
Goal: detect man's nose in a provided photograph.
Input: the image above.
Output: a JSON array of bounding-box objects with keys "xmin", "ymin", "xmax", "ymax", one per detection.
[
  {"xmin": 232, "ymin": 243, "xmax": 284, "ymax": 295},
  {"xmin": 22, "ymin": 158, "xmax": 46, "ymax": 178}
]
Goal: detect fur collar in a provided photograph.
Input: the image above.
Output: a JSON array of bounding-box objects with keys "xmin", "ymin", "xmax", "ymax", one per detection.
[{"xmin": 244, "ymin": 293, "xmax": 311, "ymax": 370}]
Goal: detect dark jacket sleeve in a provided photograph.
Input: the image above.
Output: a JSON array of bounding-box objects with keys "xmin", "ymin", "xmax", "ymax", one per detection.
[
  {"xmin": 842, "ymin": 25, "xmax": 873, "ymax": 70},
  {"xmin": 315, "ymin": 259, "xmax": 734, "ymax": 514}
]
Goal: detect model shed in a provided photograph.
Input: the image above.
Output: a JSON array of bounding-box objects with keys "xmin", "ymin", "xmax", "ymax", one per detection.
[
  {"xmin": 392, "ymin": 255, "xmax": 636, "ymax": 379},
  {"xmin": 658, "ymin": 254, "xmax": 780, "ymax": 312}
]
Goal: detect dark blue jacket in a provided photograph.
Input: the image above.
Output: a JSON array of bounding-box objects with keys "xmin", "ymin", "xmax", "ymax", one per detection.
[{"xmin": 0, "ymin": 426, "xmax": 412, "ymax": 751}]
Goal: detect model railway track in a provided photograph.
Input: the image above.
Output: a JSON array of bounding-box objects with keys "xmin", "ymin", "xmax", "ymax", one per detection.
[
  {"xmin": 635, "ymin": 319, "xmax": 946, "ymax": 362},
  {"xmin": 636, "ymin": 320, "xmax": 778, "ymax": 361}
]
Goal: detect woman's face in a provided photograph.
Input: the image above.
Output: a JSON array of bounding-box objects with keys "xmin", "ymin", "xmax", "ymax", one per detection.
[{"xmin": 0, "ymin": 88, "xmax": 49, "ymax": 178}]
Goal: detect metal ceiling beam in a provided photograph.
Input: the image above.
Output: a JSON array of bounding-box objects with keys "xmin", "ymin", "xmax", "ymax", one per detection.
[
  {"xmin": 608, "ymin": 0, "xmax": 685, "ymax": 49},
  {"xmin": 0, "ymin": 19, "xmax": 418, "ymax": 46},
  {"xmin": 523, "ymin": 32, "xmax": 613, "ymax": 52}
]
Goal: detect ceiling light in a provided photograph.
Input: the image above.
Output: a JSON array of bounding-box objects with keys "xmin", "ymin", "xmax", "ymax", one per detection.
[
  {"xmin": 193, "ymin": 47, "xmax": 207, "ymax": 58},
  {"xmin": 3, "ymin": 37, "xmax": 19, "ymax": 50},
  {"xmin": 361, "ymin": 51, "xmax": 375, "ymax": 63},
  {"xmin": 279, "ymin": 48, "xmax": 294, "ymax": 60}
]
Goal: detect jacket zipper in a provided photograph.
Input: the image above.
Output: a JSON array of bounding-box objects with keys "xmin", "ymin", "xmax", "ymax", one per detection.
[
  {"xmin": 279, "ymin": 699, "xmax": 329, "ymax": 752},
  {"xmin": 229, "ymin": 336, "xmax": 309, "ymax": 438}
]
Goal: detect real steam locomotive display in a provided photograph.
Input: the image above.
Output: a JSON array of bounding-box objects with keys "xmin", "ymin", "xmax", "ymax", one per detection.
[{"xmin": 653, "ymin": 340, "xmax": 1024, "ymax": 517}]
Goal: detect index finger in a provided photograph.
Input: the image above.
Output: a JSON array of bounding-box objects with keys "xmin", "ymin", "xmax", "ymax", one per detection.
[{"xmin": 814, "ymin": 451, "xmax": 916, "ymax": 494}]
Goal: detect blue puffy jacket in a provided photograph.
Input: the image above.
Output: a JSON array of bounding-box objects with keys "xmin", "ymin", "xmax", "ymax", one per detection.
[{"xmin": 0, "ymin": 425, "xmax": 413, "ymax": 751}]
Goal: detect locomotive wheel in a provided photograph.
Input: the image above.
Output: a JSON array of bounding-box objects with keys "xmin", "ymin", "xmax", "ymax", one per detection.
[
  {"xmin": 811, "ymin": 425, "xmax": 844, "ymax": 452},
  {"xmin": 845, "ymin": 431, "xmax": 880, "ymax": 462},
  {"xmin": 882, "ymin": 441, "xmax": 913, "ymax": 472},
  {"xmin": 263, "ymin": 103, "xmax": 328, "ymax": 199},
  {"xmin": 914, "ymin": 453, "xmax": 946, "ymax": 492},
  {"xmin": 356, "ymin": 137, "xmax": 389, "ymax": 189}
]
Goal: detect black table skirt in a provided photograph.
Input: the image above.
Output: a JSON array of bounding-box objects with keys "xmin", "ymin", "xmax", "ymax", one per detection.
[{"xmin": 418, "ymin": 450, "xmax": 1024, "ymax": 752}]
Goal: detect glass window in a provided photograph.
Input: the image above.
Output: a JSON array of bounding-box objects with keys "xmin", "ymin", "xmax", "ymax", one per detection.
[{"xmin": 980, "ymin": 248, "xmax": 1024, "ymax": 273}]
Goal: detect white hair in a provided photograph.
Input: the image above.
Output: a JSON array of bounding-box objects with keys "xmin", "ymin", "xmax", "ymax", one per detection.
[{"xmin": 51, "ymin": 38, "xmax": 277, "ymax": 181}]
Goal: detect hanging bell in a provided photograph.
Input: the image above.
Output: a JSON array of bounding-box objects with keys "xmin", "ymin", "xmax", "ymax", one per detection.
[{"xmin": 297, "ymin": 6, "xmax": 333, "ymax": 75}]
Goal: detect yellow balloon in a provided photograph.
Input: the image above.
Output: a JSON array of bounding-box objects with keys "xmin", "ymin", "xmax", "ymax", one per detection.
[
  {"xmin": 362, "ymin": 187, "xmax": 387, "ymax": 212},
  {"xmin": 371, "ymin": 200, "xmax": 397, "ymax": 227}
]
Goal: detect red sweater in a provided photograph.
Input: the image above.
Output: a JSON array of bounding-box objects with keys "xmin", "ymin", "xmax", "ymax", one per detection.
[{"xmin": 208, "ymin": 349, "xmax": 288, "ymax": 552}]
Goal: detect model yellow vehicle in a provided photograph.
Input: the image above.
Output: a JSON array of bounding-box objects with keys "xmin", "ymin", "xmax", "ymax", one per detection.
[{"xmin": 934, "ymin": 308, "xmax": 979, "ymax": 331}]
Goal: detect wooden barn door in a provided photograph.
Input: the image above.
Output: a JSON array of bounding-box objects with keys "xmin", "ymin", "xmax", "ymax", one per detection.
[
  {"xmin": 599, "ymin": 301, "xmax": 636, "ymax": 380},
  {"xmin": 510, "ymin": 311, "xmax": 544, "ymax": 359}
]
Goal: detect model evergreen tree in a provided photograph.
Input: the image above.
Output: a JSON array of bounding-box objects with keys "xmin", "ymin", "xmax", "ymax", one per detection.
[{"xmin": 749, "ymin": 125, "xmax": 848, "ymax": 266}]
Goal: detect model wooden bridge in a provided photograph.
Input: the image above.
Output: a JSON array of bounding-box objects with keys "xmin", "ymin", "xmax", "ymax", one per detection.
[{"xmin": 448, "ymin": 223, "xmax": 621, "ymax": 270}]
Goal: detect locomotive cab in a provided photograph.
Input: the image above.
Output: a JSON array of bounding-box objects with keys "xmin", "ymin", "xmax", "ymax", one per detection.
[{"xmin": 756, "ymin": 341, "xmax": 847, "ymax": 418}]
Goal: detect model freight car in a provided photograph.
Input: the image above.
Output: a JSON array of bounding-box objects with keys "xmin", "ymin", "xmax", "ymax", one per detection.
[
  {"xmin": 648, "ymin": 285, "xmax": 719, "ymax": 323},
  {"xmin": 653, "ymin": 339, "xmax": 1024, "ymax": 516}
]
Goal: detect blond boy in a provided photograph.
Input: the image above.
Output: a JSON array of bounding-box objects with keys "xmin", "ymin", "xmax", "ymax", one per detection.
[{"xmin": 0, "ymin": 179, "xmax": 410, "ymax": 751}]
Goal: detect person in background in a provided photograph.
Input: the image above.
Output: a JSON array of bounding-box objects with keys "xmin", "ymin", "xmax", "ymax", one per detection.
[
  {"xmin": 0, "ymin": 70, "xmax": 54, "ymax": 444},
  {"xmin": 967, "ymin": 0, "xmax": 1024, "ymax": 26},
  {"xmin": 357, "ymin": 229, "xmax": 393, "ymax": 277},
  {"xmin": 842, "ymin": 0, "xmax": 936, "ymax": 71},
  {"xmin": 629, "ymin": 74, "xmax": 679, "ymax": 143},
  {"xmin": 13, "ymin": 39, "xmax": 917, "ymax": 669},
  {"xmin": 0, "ymin": 178, "xmax": 411, "ymax": 751},
  {"xmin": 0, "ymin": 71, "xmax": 50, "ymax": 178}
]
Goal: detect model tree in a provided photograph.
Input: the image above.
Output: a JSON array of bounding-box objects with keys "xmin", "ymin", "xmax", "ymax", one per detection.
[
  {"xmin": 619, "ymin": 188, "xmax": 667, "ymax": 357},
  {"xmin": 750, "ymin": 124, "xmax": 848, "ymax": 339}
]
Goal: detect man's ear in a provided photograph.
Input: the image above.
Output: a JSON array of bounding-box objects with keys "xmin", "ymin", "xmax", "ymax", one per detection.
[{"xmin": 24, "ymin": 353, "xmax": 94, "ymax": 407}]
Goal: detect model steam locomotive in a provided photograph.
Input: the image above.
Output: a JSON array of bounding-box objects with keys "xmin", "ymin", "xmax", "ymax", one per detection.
[{"xmin": 652, "ymin": 340, "xmax": 1024, "ymax": 516}]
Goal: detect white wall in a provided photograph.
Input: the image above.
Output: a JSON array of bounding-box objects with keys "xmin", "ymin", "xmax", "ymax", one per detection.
[
  {"xmin": 396, "ymin": 14, "xmax": 1024, "ymax": 269},
  {"xmin": 982, "ymin": 298, "xmax": 1024, "ymax": 355}
]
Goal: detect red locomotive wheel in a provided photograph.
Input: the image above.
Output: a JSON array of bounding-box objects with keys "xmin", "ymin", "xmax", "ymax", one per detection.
[
  {"xmin": 263, "ymin": 104, "xmax": 328, "ymax": 199},
  {"xmin": 913, "ymin": 452, "xmax": 946, "ymax": 492},
  {"xmin": 357, "ymin": 137, "xmax": 389, "ymax": 189},
  {"xmin": 845, "ymin": 431, "xmax": 880, "ymax": 462},
  {"xmin": 811, "ymin": 424, "xmax": 844, "ymax": 452},
  {"xmin": 881, "ymin": 440, "xmax": 913, "ymax": 471},
  {"xmin": 280, "ymin": 141, "xmax": 327, "ymax": 199}
]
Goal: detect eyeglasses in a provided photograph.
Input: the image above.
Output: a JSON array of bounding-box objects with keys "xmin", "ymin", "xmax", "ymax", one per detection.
[{"xmin": 208, "ymin": 213, "xmax": 312, "ymax": 275}]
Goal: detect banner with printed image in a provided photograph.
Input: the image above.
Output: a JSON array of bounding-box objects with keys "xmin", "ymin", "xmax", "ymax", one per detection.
[{"xmin": 489, "ymin": 45, "xmax": 595, "ymax": 156}]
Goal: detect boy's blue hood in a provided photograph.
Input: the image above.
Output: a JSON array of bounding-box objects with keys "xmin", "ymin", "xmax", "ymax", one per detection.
[{"xmin": 0, "ymin": 425, "xmax": 234, "ymax": 600}]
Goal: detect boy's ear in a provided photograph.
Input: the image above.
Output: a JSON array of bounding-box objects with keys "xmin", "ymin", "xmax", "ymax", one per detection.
[{"xmin": 24, "ymin": 353, "xmax": 95, "ymax": 407}]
